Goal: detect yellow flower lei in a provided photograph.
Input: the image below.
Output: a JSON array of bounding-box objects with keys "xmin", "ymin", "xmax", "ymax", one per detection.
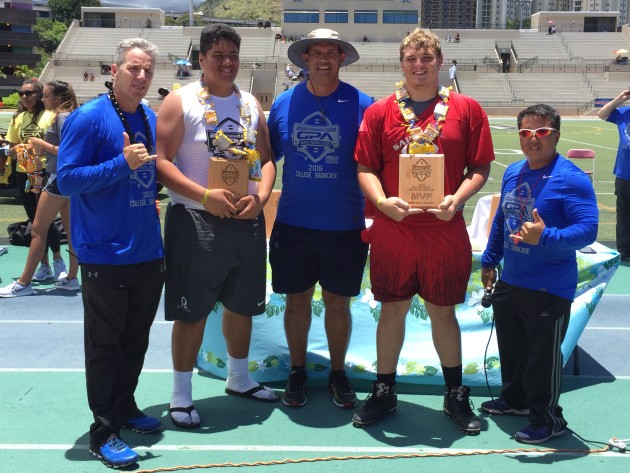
[
  {"xmin": 395, "ymin": 81, "xmax": 451, "ymax": 154},
  {"xmin": 197, "ymin": 80, "xmax": 262, "ymax": 181}
]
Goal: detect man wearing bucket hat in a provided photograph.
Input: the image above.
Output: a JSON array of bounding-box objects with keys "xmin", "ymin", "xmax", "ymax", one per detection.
[
  {"xmin": 267, "ymin": 29, "xmax": 373, "ymax": 409},
  {"xmin": 353, "ymin": 28, "xmax": 494, "ymax": 433}
]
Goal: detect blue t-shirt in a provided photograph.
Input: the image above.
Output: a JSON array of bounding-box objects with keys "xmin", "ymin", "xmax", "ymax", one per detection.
[
  {"xmin": 481, "ymin": 155, "xmax": 598, "ymax": 301},
  {"xmin": 606, "ymin": 107, "xmax": 630, "ymax": 180},
  {"xmin": 268, "ymin": 81, "xmax": 374, "ymax": 230},
  {"xmin": 57, "ymin": 94, "xmax": 163, "ymax": 265}
]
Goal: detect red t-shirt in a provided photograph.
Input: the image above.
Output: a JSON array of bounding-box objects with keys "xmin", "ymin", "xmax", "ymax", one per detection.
[{"xmin": 355, "ymin": 91, "xmax": 495, "ymax": 223}]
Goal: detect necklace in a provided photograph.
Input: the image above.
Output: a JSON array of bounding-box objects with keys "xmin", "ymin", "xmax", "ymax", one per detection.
[
  {"xmin": 309, "ymin": 78, "xmax": 337, "ymax": 118},
  {"xmin": 196, "ymin": 79, "xmax": 262, "ymax": 181},
  {"xmin": 108, "ymin": 91, "xmax": 153, "ymax": 153},
  {"xmin": 196, "ymin": 79, "xmax": 255, "ymax": 144},
  {"xmin": 395, "ymin": 81, "xmax": 450, "ymax": 154},
  {"xmin": 512, "ymin": 159, "xmax": 554, "ymax": 244}
]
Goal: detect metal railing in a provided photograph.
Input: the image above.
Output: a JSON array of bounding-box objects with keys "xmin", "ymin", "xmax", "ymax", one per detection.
[{"xmin": 482, "ymin": 56, "xmax": 502, "ymax": 73}]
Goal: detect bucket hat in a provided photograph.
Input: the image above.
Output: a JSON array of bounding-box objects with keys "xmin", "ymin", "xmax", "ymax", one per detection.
[{"xmin": 287, "ymin": 29, "xmax": 359, "ymax": 70}]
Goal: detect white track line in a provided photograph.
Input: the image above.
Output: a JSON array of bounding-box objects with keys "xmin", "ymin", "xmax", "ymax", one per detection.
[
  {"xmin": 1, "ymin": 368, "xmax": 628, "ymax": 380},
  {"xmin": 0, "ymin": 443, "xmax": 626, "ymax": 458}
]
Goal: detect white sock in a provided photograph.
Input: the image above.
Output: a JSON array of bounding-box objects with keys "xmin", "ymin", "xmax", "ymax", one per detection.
[
  {"xmin": 226, "ymin": 354, "xmax": 277, "ymax": 401},
  {"xmin": 170, "ymin": 370, "xmax": 200, "ymax": 425}
]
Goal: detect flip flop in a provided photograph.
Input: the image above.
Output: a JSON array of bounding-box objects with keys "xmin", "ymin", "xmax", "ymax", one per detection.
[
  {"xmin": 225, "ymin": 385, "xmax": 280, "ymax": 403},
  {"xmin": 169, "ymin": 405, "xmax": 200, "ymax": 429}
]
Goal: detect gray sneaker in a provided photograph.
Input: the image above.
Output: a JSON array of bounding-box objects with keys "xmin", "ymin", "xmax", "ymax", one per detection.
[
  {"xmin": 53, "ymin": 259, "xmax": 67, "ymax": 280},
  {"xmin": 54, "ymin": 277, "xmax": 80, "ymax": 291},
  {"xmin": 0, "ymin": 281, "xmax": 34, "ymax": 298},
  {"xmin": 32, "ymin": 264, "xmax": 53, "ymax": 281}
]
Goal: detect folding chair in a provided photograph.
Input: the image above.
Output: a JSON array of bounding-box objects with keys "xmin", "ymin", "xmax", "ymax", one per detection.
[{"xmin": 566, "ymin": 149, "xmax": 595, "ymax": 187}]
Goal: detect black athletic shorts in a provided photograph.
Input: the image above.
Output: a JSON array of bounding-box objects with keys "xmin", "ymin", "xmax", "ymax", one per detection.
[
  {"xmin": 164, "ymin": 204, "xmax": 267, "ymax": 322},
  {"xmin": 43, "ymin": 173, "xmax": 65, "ymax": 197},
  {"xmin": 269, "ymin": 221, "xmax": 368, "ymax": 297}
]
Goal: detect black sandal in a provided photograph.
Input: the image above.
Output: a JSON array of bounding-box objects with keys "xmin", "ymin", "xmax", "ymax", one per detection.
[{"xmin": 169, "ymin": 405, "xmax": 200, "ymax": 429}]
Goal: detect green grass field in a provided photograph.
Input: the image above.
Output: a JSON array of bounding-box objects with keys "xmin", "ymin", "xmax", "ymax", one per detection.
[{"xmin": 0, "ymin": 113, "xmax": 621, "ymax": 243}]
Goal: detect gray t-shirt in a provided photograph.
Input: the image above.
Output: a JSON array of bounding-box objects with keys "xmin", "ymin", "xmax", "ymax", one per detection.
[{"xmin": 43, "ymin": 112, "xmax": 69, "ymax": 174}]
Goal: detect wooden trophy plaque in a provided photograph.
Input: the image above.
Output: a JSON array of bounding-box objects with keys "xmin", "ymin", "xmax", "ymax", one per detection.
[
  {"xmin": 208, "ymin": 157, "xmax": 249, "ymax": 200},
  {"xmin": 398, "ymin": 153, "xmax": 444, "ymax": 208}
]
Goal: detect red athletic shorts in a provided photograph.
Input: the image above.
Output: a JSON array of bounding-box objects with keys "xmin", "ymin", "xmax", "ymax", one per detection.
[{"xmin": 365, "ymin": 215, "xmax": 472, "ymax": 306}]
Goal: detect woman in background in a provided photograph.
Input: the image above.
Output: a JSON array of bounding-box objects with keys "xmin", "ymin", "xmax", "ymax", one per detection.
[
  {"xmin": 0, "ymin": 81, "xmax": 80, "ymax": 297},
  {"xmin": 4, "ymin": 78, "xmax": 64, "ymax": 284}
]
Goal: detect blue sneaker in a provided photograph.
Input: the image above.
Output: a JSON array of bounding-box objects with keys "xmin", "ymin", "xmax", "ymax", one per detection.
[
  {"xmin": 123, "ymin": 415, "xmax": 161, "ymax": 433},
  {"xmin": 515, "ymin": 425, "xmax": 565, "ymax": 444},
  {"xmin": 481, "ymin": 398, "xmax": 529, "ymax": 416},
  {"xmin": 89, "ymin": 436, "xmax": 139, "ymax": 468}
]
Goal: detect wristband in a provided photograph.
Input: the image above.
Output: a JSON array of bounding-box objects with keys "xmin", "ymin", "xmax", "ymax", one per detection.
[
  {"xmin": 200, "ymin": 188, "xmax": 211, "ymax": 205},
  {"xmin": 376, "ymin": 196, "xmax": 385, "ymax": 208}
]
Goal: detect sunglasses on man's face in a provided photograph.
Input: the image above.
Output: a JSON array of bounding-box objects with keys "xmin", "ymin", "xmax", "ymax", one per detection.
[
  {"xmin": 18, "ymin": 90, "xmax": 37, "ymax": 97},
  {"xmin": 518, "ymin": 127, "xmax": 557, "ymax": 139}
]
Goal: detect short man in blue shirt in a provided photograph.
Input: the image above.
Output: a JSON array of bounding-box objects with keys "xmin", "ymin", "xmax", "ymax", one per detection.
[{"xmin": 481, "ymin": 104, "xmax": 598, "ymax": 444}]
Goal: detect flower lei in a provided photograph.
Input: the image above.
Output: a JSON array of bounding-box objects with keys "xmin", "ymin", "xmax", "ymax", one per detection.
[
  {"xmin": 196, "ymin": 79, "xmax": 262, "ymax": 181},
  {"xmin": 395, "ymin": 80, "xmax": 450, "ymax": 154}
]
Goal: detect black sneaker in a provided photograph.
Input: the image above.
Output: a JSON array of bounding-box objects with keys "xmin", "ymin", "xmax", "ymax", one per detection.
[
  {"xmin": 352, "ymin": 381, "xmax": 397, "ymax": 426},
  {"xmin": 283, "ymin": 370, "xmax": 307, "ymax": 407},
  {"xmin": 443, "ymin": 385, "xmax": 482, "ymax": 435},
  {"xmin": 481, "ymin": 398, "xmax": 529, "ymax": 416},
  {"xmin": 328, "ymin": 373, "xmax": 358, "ymax": 408}
]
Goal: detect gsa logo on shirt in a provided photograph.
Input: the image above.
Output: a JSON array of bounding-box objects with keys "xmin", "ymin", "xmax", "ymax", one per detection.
[{"xmin": 291, "ymin": 112, "xmax": 340, "ymax": 164}]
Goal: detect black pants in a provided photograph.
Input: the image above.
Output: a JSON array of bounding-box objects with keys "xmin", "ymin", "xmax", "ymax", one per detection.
[
  {"xmin": 491, "ymin": 280, "xmax": 570, "ymax": 431},
  {"xmin": 16, "ymin": 171, "xmax": 60, "ymax": 254},
  {"xmin": 82, "ymin": 259, "xmax": 164, "ymax": 449},
  {"xmin": 615, "ymin": 177, "xmax": 630, "ymax": 259}
]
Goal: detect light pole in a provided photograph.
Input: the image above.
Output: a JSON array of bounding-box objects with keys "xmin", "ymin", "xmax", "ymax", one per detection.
[{"xmin": 517, "ymin": 0, "xmax": 532, "ymax": 30}]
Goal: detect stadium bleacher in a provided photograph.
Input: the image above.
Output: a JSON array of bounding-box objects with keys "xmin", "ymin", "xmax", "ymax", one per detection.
[{"xmin": 40, "ymin": 25, "xmax": 630, "ymax": 113}]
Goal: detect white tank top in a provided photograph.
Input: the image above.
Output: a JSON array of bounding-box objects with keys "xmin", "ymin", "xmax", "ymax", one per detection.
[{"xmin": 168, "ymin": 81, "xmax": 260, "ymax": 209}]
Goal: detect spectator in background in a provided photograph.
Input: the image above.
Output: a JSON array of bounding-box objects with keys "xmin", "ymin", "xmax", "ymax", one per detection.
[
  {"xmin": 5, "ymin": 79, "xmax": 61, "ymax": 283},
  {"xmin": 0, "ymin": 80, "xmax": 80, "ymax": 298},
  {"xmin": 454, "ymin": 32, "xmax": 460, "ymax": 42},
  {"xmin": 597, "ymin": 88, "xmax": 630, "ymax": 261},
  {"xmin": 90, "ymin": 73, "xmax": 95, "ymax": 82},
  {"xmin": 449, "ymin": 60, "xmax": 457, "ymax": 80},
  {"xmin": 84, "ymin": 71, "xmax": 89, "ymax": 81}
]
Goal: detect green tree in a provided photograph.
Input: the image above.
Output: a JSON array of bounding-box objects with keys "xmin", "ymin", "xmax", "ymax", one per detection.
[
  {"xmin": 48, "ymin": 0, "xmax": 101, "ymax": 25},
  {"xmin": 13, "ymin": 65, "xmax": 37, "ymax": 79},
  {"xmin": 506, "ymin": 18, "xmax": 519, "ymax": 30},
  {"xmin": 34, "ymin": 18, "xmax": 68, "ymax": 54}
]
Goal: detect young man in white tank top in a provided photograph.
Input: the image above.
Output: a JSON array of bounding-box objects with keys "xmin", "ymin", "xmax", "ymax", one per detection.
[{"xmin": 156, "ymin": 24, "xmax": 278, "ymax": 429}]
